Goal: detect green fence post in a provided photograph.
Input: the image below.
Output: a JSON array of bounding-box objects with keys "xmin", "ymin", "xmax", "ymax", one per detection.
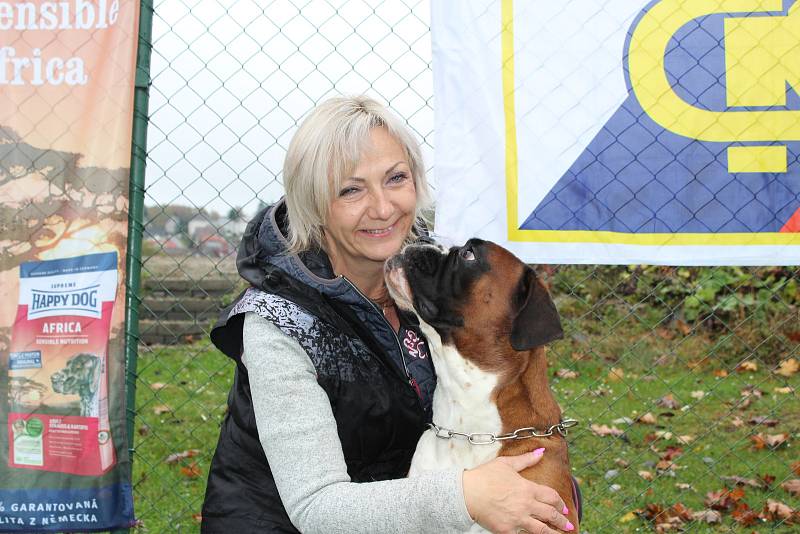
[{"xmin": 124, "ymin": 0, "xmax": 154, "ymax": 527}]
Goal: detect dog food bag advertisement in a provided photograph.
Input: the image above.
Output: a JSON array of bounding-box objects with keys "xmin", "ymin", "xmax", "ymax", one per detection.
[
  {"xmin": 8, "ymin": 252, "xmax": 118, "ymax": 476},
  {"xmin": 0, "ymin": 1, "xmax": 139, "ymax": 531}
]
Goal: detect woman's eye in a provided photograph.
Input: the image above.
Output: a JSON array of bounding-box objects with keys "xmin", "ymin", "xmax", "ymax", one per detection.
[
  {"xmin": 388, "ymin": 172, "xmax": 408, "ymax": 184},
  {"xmin": 459, "ymin": 247, "xmax": 475, "ymax": 261},
  {"xmin": 339, "ymin": 187, "xmax": 360, "ymax": 197}
]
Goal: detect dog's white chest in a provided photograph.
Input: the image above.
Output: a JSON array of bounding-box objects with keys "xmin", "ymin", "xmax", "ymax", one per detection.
[{"xmin": 409, "ymin": 325, "xmax": 502, "ymax": 532}]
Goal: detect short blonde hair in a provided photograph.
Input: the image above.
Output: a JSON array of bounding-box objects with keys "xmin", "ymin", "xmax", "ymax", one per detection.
[{"xmin": 283, "ymin": 95, "xmax": 432, "ymax": 254}]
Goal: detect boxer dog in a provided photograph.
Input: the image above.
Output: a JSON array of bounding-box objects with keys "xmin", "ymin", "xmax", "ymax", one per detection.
[{"xmin": 385, "ymin": 238, "xmax": 578, "ymax": 531}]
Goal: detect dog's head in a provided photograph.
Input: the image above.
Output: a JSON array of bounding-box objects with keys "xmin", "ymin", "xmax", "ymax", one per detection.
[
  {"xmin": 51, "ymin": 353, "xmax": 101, "ymax": 397},
  {"xmin": 385, "ymin": 238, "xmax": 562, "ymax": 370}
]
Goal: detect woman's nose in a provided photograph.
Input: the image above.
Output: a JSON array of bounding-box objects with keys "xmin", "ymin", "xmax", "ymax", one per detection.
[{"xmin": 368, "ymin": 190, "xmax": 393, "ymax": 219}]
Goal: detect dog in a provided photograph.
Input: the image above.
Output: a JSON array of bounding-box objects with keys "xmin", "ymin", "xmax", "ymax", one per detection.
[
  {"xmin": 385, "ymin": 238, "xmax": 579, "ymax": 531},
  {"xmin": 51, "ymin": 353, "xmax": 101, "ymax": 417}
]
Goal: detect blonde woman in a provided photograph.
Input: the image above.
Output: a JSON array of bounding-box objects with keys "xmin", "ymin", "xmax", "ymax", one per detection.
[{"xmin": 201, "ymin": 96, "xmax": 574, "ymax": 534}]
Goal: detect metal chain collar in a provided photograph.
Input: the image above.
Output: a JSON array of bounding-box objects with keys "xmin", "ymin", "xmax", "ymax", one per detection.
[{"xmin": 427, "ymin": 418, "xmax": 579, "ymax": 445}]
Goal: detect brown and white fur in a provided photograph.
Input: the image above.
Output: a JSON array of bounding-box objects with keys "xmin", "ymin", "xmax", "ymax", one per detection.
[{"xmin": 385, "ymin": 238, "xmax": 577, "ymax": 532}]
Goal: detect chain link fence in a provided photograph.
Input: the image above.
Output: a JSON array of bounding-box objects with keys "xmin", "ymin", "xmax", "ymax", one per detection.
[{"xmin": 130, "ymin": 1, "xmax": 800, "ymax": 532}]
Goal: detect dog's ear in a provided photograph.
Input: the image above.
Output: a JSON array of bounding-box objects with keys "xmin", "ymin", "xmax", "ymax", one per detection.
[{"xmin": 510, "ymin": 267, "xmax": 563, "ymax": 351}]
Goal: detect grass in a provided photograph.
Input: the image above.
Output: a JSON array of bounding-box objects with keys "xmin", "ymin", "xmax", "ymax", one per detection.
[
  {"xmin": 128, "ymin": 336, "xmax": 799, "ymax": 533},
  {"xmin": 128, "ymin": 263, "xmax": 799, "ymax": 532},
  {"xmin": 131, "ymin": 341, "xmax": 233, "ymax": 532}
]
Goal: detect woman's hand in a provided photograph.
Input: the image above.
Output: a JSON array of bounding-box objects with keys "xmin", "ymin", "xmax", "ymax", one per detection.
[{"xmin": 462, "ymin": 449, "xmax": 575, "ymax": 534}]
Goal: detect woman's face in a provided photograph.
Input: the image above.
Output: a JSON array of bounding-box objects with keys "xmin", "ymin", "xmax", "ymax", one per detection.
[{"xmin": 323, "ymin": 127, "xmax": 417, "ymax": 276}]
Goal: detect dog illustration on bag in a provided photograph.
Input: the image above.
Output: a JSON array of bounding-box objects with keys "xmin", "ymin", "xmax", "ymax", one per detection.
[{"xmin": 50, "ymin": 353, "xmax": 101, "ymax": 417}]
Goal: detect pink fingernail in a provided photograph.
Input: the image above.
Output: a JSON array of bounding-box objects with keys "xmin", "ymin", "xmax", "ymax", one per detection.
[
  {"xmin": 563, "ymin": 505, "xmax": 569, "ymax": 515},
  {"xmin": 532, "ymin": 447, "xmax": 545, "ymax": 457},
  {"xmin": 565, "ymin": 521, "xmax": 575, "ymax": 531}
]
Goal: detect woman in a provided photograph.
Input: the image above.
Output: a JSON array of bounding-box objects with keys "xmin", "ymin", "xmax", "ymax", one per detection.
[{"xmin": 201, "ymin": 96, "xmax": 574, "ymax": 533}]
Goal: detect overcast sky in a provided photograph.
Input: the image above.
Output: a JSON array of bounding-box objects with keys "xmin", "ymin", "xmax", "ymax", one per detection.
[{"xmin": 145, "ymin": 0, "xmax": 434, "ymax": 218}]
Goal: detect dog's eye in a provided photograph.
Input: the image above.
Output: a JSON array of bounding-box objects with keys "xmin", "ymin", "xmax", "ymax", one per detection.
[{"xmin": 459, "ymin": 247, "xmax": 476, "ymax": 261}]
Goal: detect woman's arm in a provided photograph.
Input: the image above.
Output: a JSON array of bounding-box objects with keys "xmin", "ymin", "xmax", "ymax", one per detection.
[{"xmin": 242, "ymin": 312, "xmax": 474, "ymax": 534}]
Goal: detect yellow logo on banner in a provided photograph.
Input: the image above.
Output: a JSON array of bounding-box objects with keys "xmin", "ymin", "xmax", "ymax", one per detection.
[
  {"xmin": 628, "ymin": 0, "xmax": 800, "ymax": 173},
  {"xmin": 502, "ymin": 0, "xmax": 800, "ymax": 245}
]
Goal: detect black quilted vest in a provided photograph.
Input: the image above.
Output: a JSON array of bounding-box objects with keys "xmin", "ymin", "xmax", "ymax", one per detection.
[{"xmin": 200, "ymin": 201, "xmax": 435, "ymax": 533}]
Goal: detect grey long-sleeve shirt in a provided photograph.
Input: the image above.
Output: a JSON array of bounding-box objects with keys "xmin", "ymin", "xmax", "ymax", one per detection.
[{"xmin": 241, "ymin": 311, "xmax": 475, "ymax": 533}]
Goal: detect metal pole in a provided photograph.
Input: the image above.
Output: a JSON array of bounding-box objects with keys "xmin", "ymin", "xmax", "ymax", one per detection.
[{"xmin": 123, "ymin": 0, "xmax": 153, "ymax": 528}]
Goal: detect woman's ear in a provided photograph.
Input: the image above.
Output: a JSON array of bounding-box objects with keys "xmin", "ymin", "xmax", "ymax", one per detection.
[{"xmin": 510, "ymin": 268, "xmax": 564, "ymax": 351}]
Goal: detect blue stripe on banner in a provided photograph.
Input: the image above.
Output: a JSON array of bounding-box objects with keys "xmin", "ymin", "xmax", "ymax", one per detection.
[
  {"xmin": 19, "ymin": 252, "xmax": 118, "ymax": 279},
  {"xmin": 520, "ymin": 5, "xmax": 800, "ymax": 234},
  {"xmin": 0, "ymin": 484, "xmax": 134, "ymax": 532}
]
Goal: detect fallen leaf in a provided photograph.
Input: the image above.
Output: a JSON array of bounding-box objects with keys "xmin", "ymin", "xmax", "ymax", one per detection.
[
  {"xmin": 656, "ymin": 459, "xmax": 676, "ymax": 472},
  {"xmin": 180, "ymin": 462, "xmax": 202, "ymax": 478},
  {"xmin": 656, "ymin": 328, "xmax": 676, "ymax": 340},
  {"xmin": 570, "ymin": 352, "xmax": 588, "ymax": 361},
  {"xmin": 775, "ymin": 358, "xmax": 799, "ymax": 377},
  {"xmin": 638, "ymin": 412, "xmax": 657, "ymax": 425},
  {"xmin": 555, "ymin": 368, "xmax": 578, "ymax": 379},
  {"xmin": 654, "ymin": 430, "xmax": 674, "ymax": 441},
  {"xmin": 691, "ymin": 509, "xmax": 721, "ymax": 523},
  {"xmin": 655, "ymin": 394, "xmax": 681, "ymax": 409},
  {"xmin": 137, "ymin": 425, "xmax": 150, "ymax": 437},
  {"xmin": 762, "ymin": 499, "xmax": 795, "ymax": 521},
  {"xmin": 153, "ymin": 404, "xmax": 172, "ymax": 415},
  {"xmin": 149, "ymin": 382, "xmax": 168, "ymax": 391},
  {"xmin": 793, "ymin": 461, "xmax": 800, "ymax": 476},
  {"xmin": 619, "ymin": 511, "xmax": 637, "ymax": 523},
  {"xmin": 705, "ymin": 487, "xmax": 745, "ymax": 511},
  {"xmin": 751, "ymin": 432, "xmax": 790, "ymax": 450},
  {"xmin": 759, "ymin": 473, "xmax": 776, "ymax": 487},
  {"xmin": 690, "ymin": 390, "xmax": 705, "ymax": 399},
  {"xmin": 747, "ymin": 415, "xmax": 779, "ymax": 427},
  {"xmin": 774, "ymin": 386, "xmax": 795, "ymax": 394},
  {"xmin": 675, "ymin": 319, "xmax": 691, "ymax": 335},
  {"xmin": 675, "ymin": 483, "xmax": 692, "ymax": 490},
  {"xmin": 676, "ymin": 435, "xmax": 695, "ymax": 444},
  {"xmin": 192, "ymin": 513, "xmax": 202, "ymax": 524},
  {"xmin": 730, "ymin": 487, "xmax": 745, "ymax": 501},
  {"xmin": 661, "ymin": 446, "xmax": 684, "ymax": 461},
  {"xmin": 731, "ymin": 416, "xmax": 744, "ymax": 428},
  {"xmin": 713, "ymin": 369, "xmax": 728, "ymax": 378},
  {"xmin": 165, "ymin": 449, "xmax": 201, "ymax": 465},
  {"xmin": 731, "ymin": 501, "xmax": 759, "ymax": 526},
  {"xmin": 614, "ymin": 458, "xmax": 630, "ymax": 468},
  {"xmin": 737, "ymin": 361, "xmax": 758, "ymax": 373},
  {"xmin": 741, "ymin": 385, "xmax": 764, "ymax": 398},
  {"xmin": 607, "ymin": 367, "xmax": 624, "ymax": 382},
  {"xmin": 670, "ymin": 503, "xmax": 692, "ymax": 521},
  {"xmin": 639, "ymin": 470, "xmax": 654, "ymax": 481},
  {"xmin": 640, "ymin": 503, "xmax": 664, "ymax": 521},
  {"xmin": 782, "ymin": 479, "xmax": 800, "ymax": 496},
  {"xmin": 612, "ymin": 416, "xmax": 634, "ymax": 425},
  {"xmin": 590, "ymin": 424, "xmax": 624, "ymax": 437},
  {"xmin": 721, "ymin": 475, "xmax": 764, "ymax": 489}
]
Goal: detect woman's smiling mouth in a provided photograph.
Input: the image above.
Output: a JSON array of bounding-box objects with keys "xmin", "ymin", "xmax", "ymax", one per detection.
[{"xmin": 359, "ymin": 224, "xmax": 396, "ymax": 237}]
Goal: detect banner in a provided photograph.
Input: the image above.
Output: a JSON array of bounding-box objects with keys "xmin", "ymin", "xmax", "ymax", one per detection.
[
  {"xmin": 432, "ymin": 0, "xmax": 800, "ymax": 265},
  {"xmin": 0, "ymin": 1, "xmax": 139, "ymax": 530}
]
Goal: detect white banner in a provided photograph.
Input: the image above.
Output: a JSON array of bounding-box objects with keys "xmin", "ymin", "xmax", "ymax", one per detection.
[{"xmin": 432, "ymin": 0, "xmax": 800, "ymax": 265}]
